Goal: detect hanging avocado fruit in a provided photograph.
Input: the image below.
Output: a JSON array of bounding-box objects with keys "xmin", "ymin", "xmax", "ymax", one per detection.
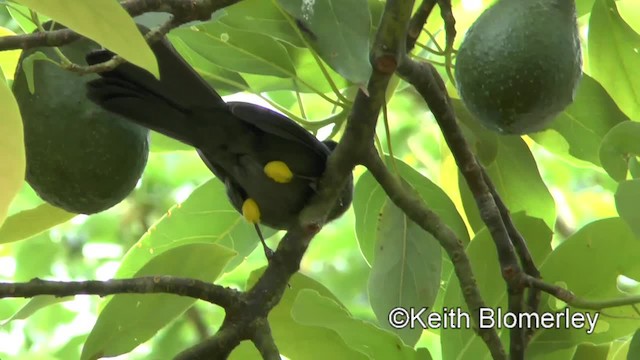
[
  {"xmin": 12, "ymin": 24, "xmax": 150, "ymax": 214},
  {"xmin": 454, "ymin": 0, "xmax": 582, "ymax": 135}
]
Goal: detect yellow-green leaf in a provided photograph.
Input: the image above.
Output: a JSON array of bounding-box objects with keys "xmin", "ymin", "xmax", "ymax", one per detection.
[
  {"xmin": 0, "ymin": 77, "xmax": 26, "ymax": 228},
  {"xmin": 81, "ymin": 243, "xmax": 236, "ymax": 360},
  {"xmin": 0, "ymin": 27, "xmax": 22, "ymax": 80},
  {"xmin": 13, "ymin": 0, "xmax": 158, "ymax": 77},
  {"xmin": 0, "ymin": 203, "xmax": 75, "ymax": 244}
]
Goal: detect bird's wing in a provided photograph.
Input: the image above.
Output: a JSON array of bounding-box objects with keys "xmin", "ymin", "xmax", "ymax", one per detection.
[{"xmin": 226, "ymin": 102, "xmax": 330, "ymax": 158}]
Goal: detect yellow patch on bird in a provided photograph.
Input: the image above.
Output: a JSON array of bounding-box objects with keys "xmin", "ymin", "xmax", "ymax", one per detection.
[
  {"xmin": 264, "ymin": 161, "xmax": 293, "ymax": 183},
  {"xmin": 242, "ymin": 198, "xmax": 261, "ymax": 224}
]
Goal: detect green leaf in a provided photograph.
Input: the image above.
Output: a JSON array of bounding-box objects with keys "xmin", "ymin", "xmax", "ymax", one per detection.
[
  {"xmin": 13, "ymin": 0, "xmax": 158, "ymax": 77},
  {"xmin": 19, "ymin": 51, "xmax": 56, "ymax": 94},
  {"xmin": 628, "ymin": 328, "xmax": 640, "ymax": 360},
  {"xmin": 0, "ymin": 75, "xmax": 25, "ymax": 228},
  {"xmin": 173, "ymin": 21, "xmax": 295, "ymax": 78},
  {"xmin": 589, "ymin": 0, "xmax": 640, "ymax": 119},
  {"xmin": 354, "ymin": 156, "xmax": 469, "ymax": 264},
  {"xmin": 0, "ymin": 27, "xmax": 22, "ymax": 80},
  {"xmin": 353, "ymin": 157, "xmax": 468, "ymax": 346},
  {"xmin": 615, "ymin": 179, "xmax": 640, "ymax": 238},
  {"xmin": 277, "ymin": 0, "xmax": 372, "ymax": 85},
  {"xmin": 1, "ymin": 295, "xmax": 71, "ymax": 326},
  {"xmin": 247, "ymin": 269, "xmax": 369, "ymax": 360},
  {"xmin": 81, "ymin": 243, "xmax": 235, "ymax": 360},
  {"xmin": 617, "ymin": 1, "xmax": 640, "ymax": 36},
  {"xmin": 441, "ymin": 214, "xmax": 552, "ymax": 359},
  {"xmin": 572, "ymin": 343, "xmax": 611, "ymax": 360},
  {"xmin": 245, "ymin": 43, "xmax": 348, "ymax": 93},
  {"xmin": 576, "ymin": 0, "xmax": 596, "ymax": 16},
  {"xmin": 220, "ymin": 0, "xmax": 304, "ymax": 47},
  {"xmin": 14, "ymin": 233, "xmax": 61, "ymax": 280},
  {"xmin": 459, "ymin": 135, "xmax": 556, "ymax": 232},
  {"xmin": 528, "ymin": 218, "xmax": 640, "ymax": 356},
  {"xmin": 115, "ymin": 178, "xmax": 274, "ymax": 278},
  {"xmin": 369, "ymin": 200, "xmax": 442, "ymax": 346},
  {"xmin": 531, "ymin": 74, "xmax": 628, "ymax": 166},
  {"xmin": 353, "ymin": 167, "xmax": 388, "ymax": 265},
  {"xmin": 292, "ymin": 289, "xmax": 425, "ymax": 359},
  {"xmin": 6, "ymin": 3, "xmax": 40, "ymax": 33},
  {"xmin": 599, "ymin": 121, "xmax": 640, "ymax": 181},
  {"xmin": 0, "ymin": 203, "xmax": 74, "ymax": 244},
  {"xmin": 169, "ymin": 34, "xmax": 249, "ymax": 96}
]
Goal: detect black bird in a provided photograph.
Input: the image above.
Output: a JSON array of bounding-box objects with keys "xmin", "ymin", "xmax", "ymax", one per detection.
[{"xmin": 85, "ymin": 35, "xmax": 353, "ymax": 257}]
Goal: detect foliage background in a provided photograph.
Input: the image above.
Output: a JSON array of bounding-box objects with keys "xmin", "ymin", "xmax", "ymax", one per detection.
[{"xmin": 0, "ymin": 0, "xmax": 638, "ymax": 359}]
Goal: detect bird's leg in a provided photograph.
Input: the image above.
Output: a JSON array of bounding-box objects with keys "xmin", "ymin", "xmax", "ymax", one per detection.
[{"xmin": 254, "ymin": 224, "xmax": 274, "ymax": 260}]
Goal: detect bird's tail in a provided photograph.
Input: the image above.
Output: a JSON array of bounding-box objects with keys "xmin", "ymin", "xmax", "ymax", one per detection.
[{"xmin": 85, "ymin": 36, "xmax": 226, "ymax": 146}]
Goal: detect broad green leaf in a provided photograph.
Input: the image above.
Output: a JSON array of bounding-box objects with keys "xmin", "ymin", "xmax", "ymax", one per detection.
[
  {"xmin": 572, "ymin": 343, "xmax": 611, "ymax": 360},
  {"xmin": 292, "ymin": 289, "xmax": 427, "ymax": 359},
  {"xmin": 608, "ymin": 340, "xmax": 630, "ymax": 360},
  {"xmin": 1, "ymin": 295, "xmax": 70, "ymax": 326},
  {"xmin": 459, "ymin": 134, "xmax": 556, "ymax": 232},
  {"xmin": 115, "ymin": 178, "xmax": 275, "ymax": 279},
  {"xmin": 441, "ymin": 214, "xmax": 552, "ymax": 360},
  {"xmin": 599, "ymin": 121, "xmax": 640, "ymax": 181},
  {"xmin": 277, "ymin": 0, "xmax": 372, "ymax": 85},
  {"xmin": 615, "ymin": 179, "xmax": 640, "ymax": 238},
  {"xmin": 81, "ymin": 243, "xmax": 235, "ymax": 360},
  {"xmin": 0, "ymin": 203, "xmax": 74, "ymax": 244},
  {"xmin": 13, "ymin": 0, "xmax": 158, "ymax": 77},
  {"xmin": 369, "ymin": 200, "xmax": 442, "ymax": 346},
  {"xmin": 354, "ymin": 157, "xmax": 467, "ymax": 345},
  {"xmin": 354, "ymin": 157, "xmax": 469, "ymax": 264},
  {"xmin": 14, "ymin": 233, "xmax": 60, "ymax": 280},
  {"xmin": 589, "ymin": 0, "xmax": 640, "ymax": 119},
  {"xmin": 6, "ymin": 3, "xmax": 39, "ymax": 33},
  {"xmin": 144, "ymin": 312, "xmax": 197, "ymax": 359},
  {"xmin": 173, "ymin": 22, "xmax": 295, "ymax": 78},
  {"xmin": 220, "ymin": 0, "xmax": 304, "ymax": 47},
  {"xmin": 244, "ymin": 44, "xmax": 348, "ymax": 94},
  {"xmin": 0, "ymin": 27, "xmax": 22, "ymax": 80},
  {"xmin": 19, "ymin": 51, "xmax": 55, "ymax": 94},
  {"xmin": 531, "ymin": 74, "xmax": 628, "ymax": 166},
  {"xmin": 0, "ymin": 75, "xmax": 25, "ymax": 228},
  {"xmin": 528, "ymin": 218, "xmax": 640, "ymax": 356},
  {"xmin": 353, "ymin": 167, "xmax": 387, "ymax": 265},
  {"xmin": 617, "ymin": 1, "xmax": 640, "ymax": 35},
  {"xmin": 577, "ymin": 0, "xmax": 596, "ymax": 16},
  {"xmin": 169, "ymin": 34, "xmax": 249, "ymax": 96},
  {"xmin": 247, "ymin": 269, "xmax": 368, "ymax": 360},
  {"xmin": 628, "ymin": 329, "xmax": 640, "ymax": 360}
]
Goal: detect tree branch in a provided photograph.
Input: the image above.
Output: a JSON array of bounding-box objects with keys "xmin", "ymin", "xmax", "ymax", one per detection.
[
  {"xmin": 526, "ymin": 275, "xmax": 640, "ymax": 311},
  {"xmin": 397, "ymin": 56, "xmax": 526, "ymax": 359},
  {"xmin": 406, "ymin": 0, "xmax": 437, "ymax": 52},
  {"xmin": 0, "ymin": 0, "xmax": 241, "ymax": 51},
  {"xmin": 0, "ymin": 276, "xmax": 239, "ymax": 308}
]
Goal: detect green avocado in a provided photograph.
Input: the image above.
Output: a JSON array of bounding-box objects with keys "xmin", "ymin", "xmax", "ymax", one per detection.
[
  {"xmin": 454, "ymin": 0, "xmax": 582, "ymax": 135},
  {"xmin": 12, "ymin": 28, "xmax": 150, "ymax": 214}
]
